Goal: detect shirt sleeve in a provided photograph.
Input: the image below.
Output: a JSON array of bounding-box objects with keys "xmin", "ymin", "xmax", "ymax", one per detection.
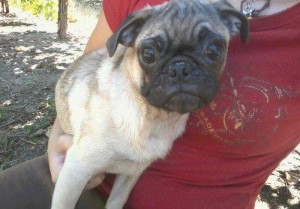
[
  {"xmin": 103, "ymin": 0, "xmax": 132, "ymax": 33},
  {"xmin": 103, "ymin": 0, "xmax": 169, "ymax": 32}
]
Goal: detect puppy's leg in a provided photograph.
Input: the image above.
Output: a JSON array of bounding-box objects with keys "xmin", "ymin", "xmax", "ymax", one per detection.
[
  {"xmin": 105, "ymin": 174, "xmax": 141, "ymax": 209},
  {"xmin": 51, "ymin": 145, "xmax": 98, "ymax": 209}
]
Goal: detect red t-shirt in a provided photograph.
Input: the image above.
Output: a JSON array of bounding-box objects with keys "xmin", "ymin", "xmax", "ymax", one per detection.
[{"xmin": 99, "ymin": 1, "xmax": 300, "ymax": 208}]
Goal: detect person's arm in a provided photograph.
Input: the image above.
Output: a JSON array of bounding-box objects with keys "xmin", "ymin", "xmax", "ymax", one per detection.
[
  {"xmin": 48, "ymin": 5, "xmax": 113, "ymax": 190},
  {"xmin": 84, "ymin": 6, "xmax": 113, "ymax": 54}
]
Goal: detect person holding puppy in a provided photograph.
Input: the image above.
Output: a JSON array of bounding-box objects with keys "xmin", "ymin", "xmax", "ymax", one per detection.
[{"xmin": 0, "ymin": 0, "xmax": 299, "ymax": 209}]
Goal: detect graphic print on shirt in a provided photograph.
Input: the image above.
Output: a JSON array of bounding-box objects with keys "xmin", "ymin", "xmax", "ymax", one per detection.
[{"xmin": 189, "ymin": 70, "xmax": 298, "ymax": 146}]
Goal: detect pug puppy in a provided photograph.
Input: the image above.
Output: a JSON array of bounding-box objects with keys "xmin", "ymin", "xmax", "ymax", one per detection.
[{"xmin": 52, "ymin": 0, "xmax": 249, "ymax": 209}]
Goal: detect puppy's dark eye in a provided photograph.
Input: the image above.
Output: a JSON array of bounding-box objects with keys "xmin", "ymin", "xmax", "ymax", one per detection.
[
  {"xmin": 205, "ymin": 43, "xmax": 224, "ymax": 61},
  {"xmin": 141, "ymin": 45, "xmax": 157, "ymax": 64}
]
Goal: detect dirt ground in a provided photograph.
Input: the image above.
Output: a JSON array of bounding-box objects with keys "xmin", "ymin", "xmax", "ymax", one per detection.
[{"xmin": 0, "ymin": 4, "xmax": 299, "ymax": 209}]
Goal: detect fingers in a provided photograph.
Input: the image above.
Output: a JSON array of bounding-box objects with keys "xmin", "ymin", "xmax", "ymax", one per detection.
[
  {"xmin": 48, "ymin": 118, "xmax": 74, "ymax": 183},
  {"xmin": 48, "ymin": 153, "xmax": 64, "ymax": 183},
  {"xmin": 84, "ymin": 173, "xmax": 105, "ymax": 191},
  {"xmin": 48, "ymin": 134, "xmax": 74, "ymax": 183},
  {"xmin": 54, "ymin": 134, "xmax": 73, "ymax": 153}
]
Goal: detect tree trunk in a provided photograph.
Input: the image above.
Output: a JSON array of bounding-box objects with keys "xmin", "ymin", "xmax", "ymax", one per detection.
[{"xmin": 58, "ymin": 0, "xmax": 68, "ymax": 40}]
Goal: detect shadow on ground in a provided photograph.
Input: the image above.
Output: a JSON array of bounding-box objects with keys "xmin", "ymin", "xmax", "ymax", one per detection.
[{"xmin": 0, "ymin": 13, "xmax": 86, "ymax": 169}]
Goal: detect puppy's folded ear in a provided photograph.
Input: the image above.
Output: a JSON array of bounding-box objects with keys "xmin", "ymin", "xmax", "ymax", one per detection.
[
  {"xmin": 213, "ymin": 1, "xmax": 249, "ymax": 43},
  {"xmin": 106, "ymin": 10, "xmax": 151, "ymax": 57}
]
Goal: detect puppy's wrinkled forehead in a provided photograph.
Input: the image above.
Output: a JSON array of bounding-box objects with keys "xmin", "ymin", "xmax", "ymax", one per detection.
[
  {"xmin": 138, "ymin": 1, "xmax": 229, "ymax": 44},
  {"xmin": 105, "ymin": 0, "xmax": 248, "ymax": 57}
]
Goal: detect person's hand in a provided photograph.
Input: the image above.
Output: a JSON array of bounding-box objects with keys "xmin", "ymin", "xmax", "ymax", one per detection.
[{"xmin": 47, "ymin": 118, "xmax": 105, "ymax": 190}]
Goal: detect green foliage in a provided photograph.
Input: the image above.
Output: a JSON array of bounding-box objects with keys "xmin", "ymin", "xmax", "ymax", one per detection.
[{"xmin": 11, "ymin": 0, "xmax": 58, "ymax": 21}]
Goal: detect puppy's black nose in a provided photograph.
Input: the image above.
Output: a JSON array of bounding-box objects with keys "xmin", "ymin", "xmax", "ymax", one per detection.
[{"xmin": 168, "ymin": 62, "xmax": 192, "ymax": 79}]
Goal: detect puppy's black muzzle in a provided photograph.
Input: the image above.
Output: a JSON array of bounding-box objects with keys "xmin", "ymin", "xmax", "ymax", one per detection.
[{"xmin": 142, "ymin": 58, "xmax": 220, "ymax": 114}]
